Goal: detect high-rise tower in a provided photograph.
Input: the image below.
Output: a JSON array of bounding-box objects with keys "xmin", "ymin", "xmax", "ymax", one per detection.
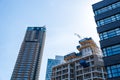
[
  {"xmin": 92, "ymin": 0, "xmax": 120, "ymax": 79},
  {"xmin": 11, "ymin": 27, "xmax": 46, "ymax": 80},
  {"xmin": 45, "ymin": 56, "xmax": 64, "ymax": 80}
]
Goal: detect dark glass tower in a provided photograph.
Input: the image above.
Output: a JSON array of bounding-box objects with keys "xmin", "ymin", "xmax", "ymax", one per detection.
[
  {"xmin": 11, "ymin": 27, "xmax": 46, "ymax": 80},
  {"xmin": 92, "ymin": 0, "xmax": 120, "ymax": 80}
]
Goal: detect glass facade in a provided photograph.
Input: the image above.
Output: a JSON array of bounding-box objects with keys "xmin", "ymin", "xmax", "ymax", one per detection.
[
  {"xmin": 99, "ymin": 28, "xmax": 120, "ymax": 40},
  {"xmin": 103, "ymin": 44, "xmax": 120, "ymax": 57},
  {"xmin": 45, "ymin": 56, "xmax": 64, "ymax": 80},
  {"xmin": 107, "ymin": 64, "xmax": 120, "ymax": 78},
  {"xmin": 11, "ymin": 27, "xmax": 46, "ymax": 80},
  {"xmin": 93, "ymin": 0, "xmax": 120, "ymax": 80},
  {"xmin": 97, "ymin": 14, "xmax": 120, "ymax": 27},
  {"xmin": 13, "ymin": 42, "xmax": 37, "ymax": 79},
  {"xmin": 95, "ymin": 1, "xmax": 120, "ymax": 15}
]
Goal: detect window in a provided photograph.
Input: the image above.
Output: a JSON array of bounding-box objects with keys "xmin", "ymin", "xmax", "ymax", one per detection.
[
  {"xmin": 97, "ymin": 14, "xmax": 120, "ymax": 27},
  {"xmin": 99, "ymin": 28, "xmax": 120, "ymax": 40},
  {"xmin": 94, "ymin": 1, "xmax": 120, "ymax": 15},
  {"xmin": 107, "ymin": 64, "xmax": 120, "ymax": 78},
  {"xmin": 103, "ymin": 44, "xmax": 120, "ymax": 57}
]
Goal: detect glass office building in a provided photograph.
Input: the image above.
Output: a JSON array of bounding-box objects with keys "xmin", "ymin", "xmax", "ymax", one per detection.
[
  {"xmin": 11, "ymin": 27, "xmax": 46, "ymax": 80},
  {"xmin": 45, "ymin": 56, "xmax": 64, "ymax": 80},
  {"xmin": 92, "ymin": 0, "xmax": 120, "ymax": 80}
]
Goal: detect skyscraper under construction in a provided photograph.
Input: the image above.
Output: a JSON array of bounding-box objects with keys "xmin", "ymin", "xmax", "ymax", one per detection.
[{"xmin": 11, "ymin": 27, "xmax": 46, "ymax": 80}]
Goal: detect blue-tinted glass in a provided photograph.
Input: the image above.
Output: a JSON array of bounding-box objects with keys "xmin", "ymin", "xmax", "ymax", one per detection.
[
  {"xmin": 107, "ymin": 64, "xmax": 120, "ymax": 78},
  {"xmin": 118, "ymin": 68, "xmax": 120, "ymax": 72},
  {"xmin": 97, "ymin": 14, "xmax": 120, "ymax": 27},
  {"xmin": 46, "ymin": 58, "xmax": 63, "ymax": 80},
  {"xmin": 108, "ymin": 74, "xmax": 112, "ymax": 78},
  {"xmin": 103, "ymin": 44, "xmax": 120, "ymax": 57},
  {"xmin": 111, "ymin": 69, "xmax": 117, "ymax": 73},
  {"xmin": 28, "ymin": 27, "xmax": 34, "ymax": 31},
  {"xmin": 100, "ymin": 28, "xmax": 120, "ymax": 40},
  {"xmin": 113, "ymin": 73, "xmax": 119, "ymax": 77},
  {"xmin": 94, "ymin": 1, "xmax": 120, "ymax": 15}
]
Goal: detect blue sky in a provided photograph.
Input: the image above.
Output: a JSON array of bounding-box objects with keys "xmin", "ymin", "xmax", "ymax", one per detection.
[{"xmin": 0, "ymin": 0, "xmax": 101, "ymax": 80}]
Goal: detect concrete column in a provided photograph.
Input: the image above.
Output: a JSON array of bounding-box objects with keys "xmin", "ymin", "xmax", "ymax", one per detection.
[
  {"xmin": 75, "ymin": 62, "xmax": 77, "ymax": 80},
  {"xmin": 101, "ymin": 67, "xmax": 105, "ymax": 80},
  {"xmin": 68, "ymin": 64, "xmax": 70, "ymax": 80}
]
